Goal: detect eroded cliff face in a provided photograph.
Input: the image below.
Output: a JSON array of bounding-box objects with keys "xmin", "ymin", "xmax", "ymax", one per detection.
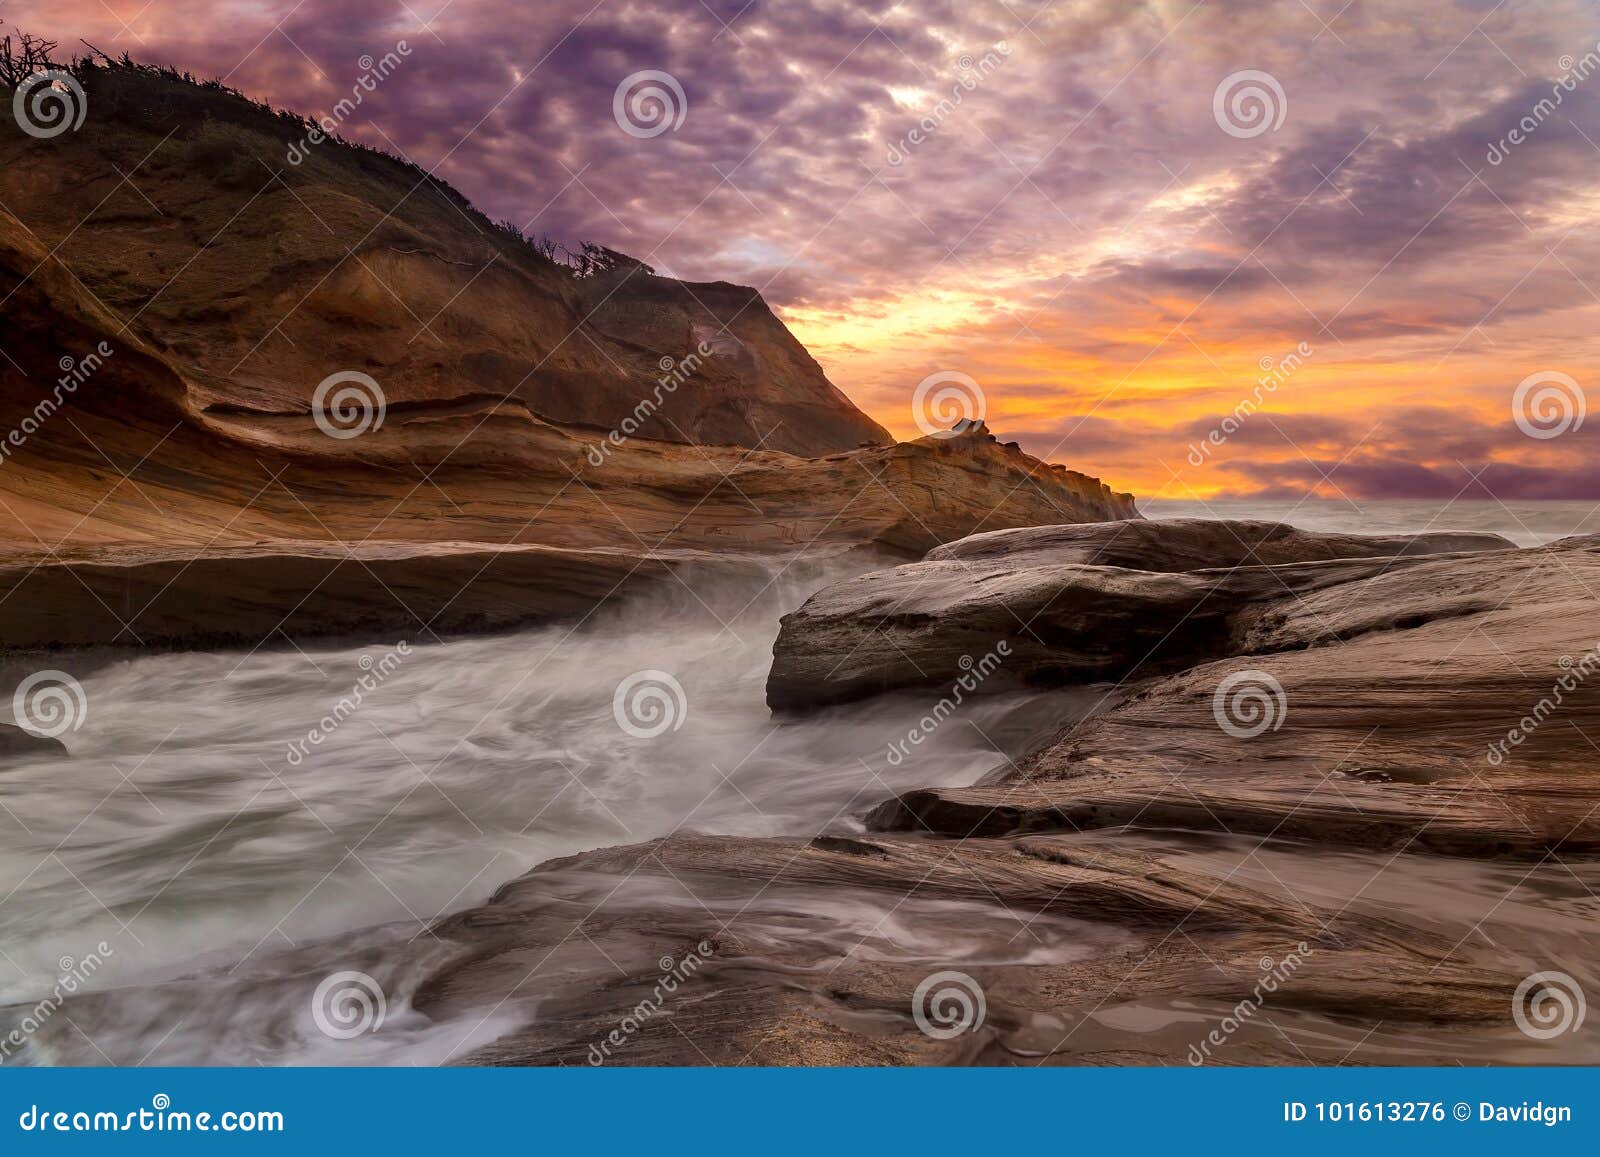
[
  {"xmin": 0, "ymin": 62, "xmax": 889, "ymax": 459},
  {"xmin": 0, "ymin": 65, "xmax": 1136, "ymax": 650}
]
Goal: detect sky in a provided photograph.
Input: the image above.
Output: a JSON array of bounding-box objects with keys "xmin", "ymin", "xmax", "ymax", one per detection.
[{"xmin": 9, "ymin": 0, "xmax": 1600, "ymax": 500}]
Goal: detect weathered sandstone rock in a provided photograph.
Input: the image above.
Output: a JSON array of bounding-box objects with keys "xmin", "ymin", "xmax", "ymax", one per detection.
[
  {"xmin": 396, "ymin": 830, "xmax": 1540, "ymax": 1066},
  {"xmin": 926, "ymin": 517, "xmax": 1515, "ymax": 571},
  {"xmin": 767, "ymin": 519, "xmax": 1515, "ymax": 710},
  {"xmin": 0, "ymin": 67, "xmax": 888, "ymax": 458},
  {"xmin": 0, "ymin": 722, "xmax": 66, "ymax": 759},
  {"xmin": 864, "ymin": 535, "xmax": 1600, "ymax": 858},
  {"xmin": 0, "ymin": 201, "xmax": 1135, "ymax": 649}
]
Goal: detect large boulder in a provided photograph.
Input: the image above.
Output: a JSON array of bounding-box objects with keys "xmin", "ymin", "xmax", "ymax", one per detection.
[
  {"xmin": 766, "ymin": 519, "xmax": 1515, "ymax": 710},
  {"xmin": 865, "ymin": 535, "xmax": 1600, "ymax": 858}
]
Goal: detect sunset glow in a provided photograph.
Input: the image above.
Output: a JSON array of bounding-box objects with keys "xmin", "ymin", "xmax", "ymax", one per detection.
[{"xmin": 12, "ymin": 0, "xmax": 1599, "ymax": 499}]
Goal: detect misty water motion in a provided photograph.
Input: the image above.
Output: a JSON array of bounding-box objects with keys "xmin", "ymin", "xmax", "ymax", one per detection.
[{"xmin": 0, "ymin": 560, "xmax": 1095, "ymax": 1064}]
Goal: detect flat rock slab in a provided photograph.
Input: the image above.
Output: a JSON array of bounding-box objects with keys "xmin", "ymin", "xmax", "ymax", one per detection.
[
  {"xmin": 0, "ymin": 542, "xmax": 768, "ymax": 651},
  {"xmin": 0, "ymin": 722, "xmax": 66, "ymax": 759},
  {"xmin": 402, "ymin": 831, "xmax": 1532, "ymax": 1066},
  {"xmin": 865, "ymin": 536, "xmax": 1600, "ymax": 858},
  {"xmin": 767, "ymin": 518, "xmax": 1518, "ymax": 710},
  {"xmin": 926, "ymin": 517, "xmax": 1514, "ymax": 571}
]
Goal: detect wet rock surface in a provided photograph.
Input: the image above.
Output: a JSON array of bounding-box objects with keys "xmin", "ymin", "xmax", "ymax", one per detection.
[
  {"xmin": 0, "ymin": 723, "xmax": 66, "ymax": 759},
  {"xmin": 405, "ymin": 830, "xmax": 1588, "ymax": 1066},
  {"xmin": 380, "ymin": 521, "xmax": 1599, "ymax": 1066},
  {"xmin": 765, "ymin": 519, "xmax": 1518, "ymax": 710}
]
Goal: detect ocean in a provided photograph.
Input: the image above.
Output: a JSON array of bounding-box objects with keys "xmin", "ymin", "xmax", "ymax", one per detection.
[{"xmin": 1140, "ymin": 498, "xmax": 1600, "ymax": 547}]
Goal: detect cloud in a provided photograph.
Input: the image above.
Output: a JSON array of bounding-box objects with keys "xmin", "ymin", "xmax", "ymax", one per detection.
[{"xmin": 7, "ymin": 0, "xmax": 1598, "ymax": 497}]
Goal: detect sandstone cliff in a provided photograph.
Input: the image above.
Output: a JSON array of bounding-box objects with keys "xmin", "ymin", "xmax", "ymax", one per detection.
[
  {"xmin": 0, "ymin": 58, "xmax": 890, "ymax": 458},
  {"xmin": 0, "ymin": 58, "xmax": 1137, "ymax": 650}
]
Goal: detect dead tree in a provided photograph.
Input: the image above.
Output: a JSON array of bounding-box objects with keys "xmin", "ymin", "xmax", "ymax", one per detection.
[{"xmin": 0, "ymin": 26, "xmax": 59, "ymax": 87}]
